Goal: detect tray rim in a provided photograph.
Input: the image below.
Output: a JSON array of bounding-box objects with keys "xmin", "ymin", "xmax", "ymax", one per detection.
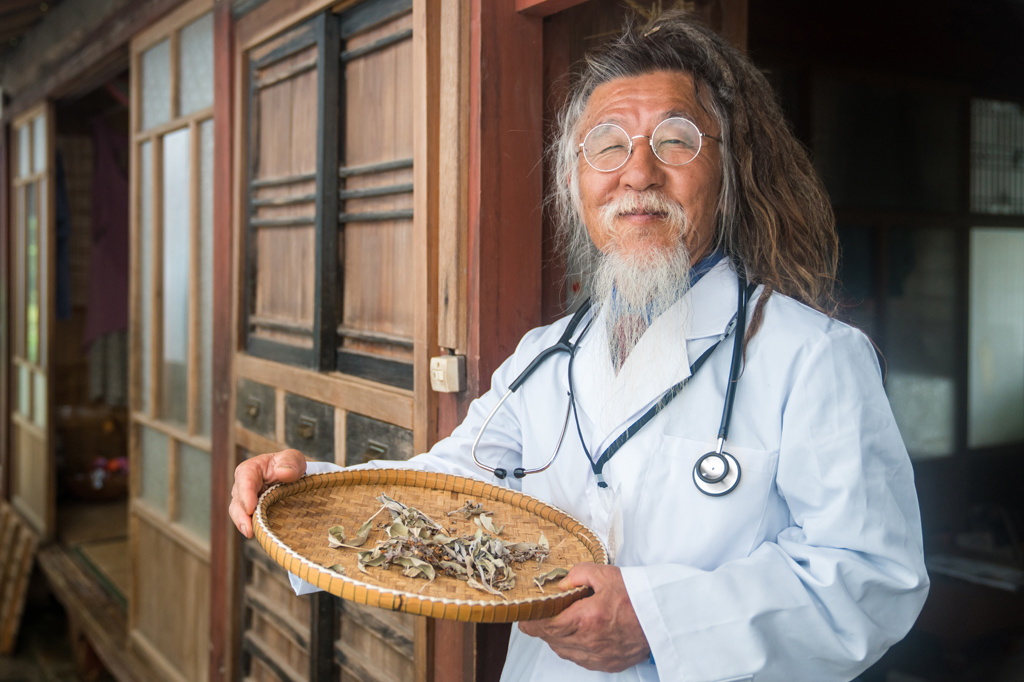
[{"xmin": 252, "ymin": 468, "xmax": 609, "ymax": 622}]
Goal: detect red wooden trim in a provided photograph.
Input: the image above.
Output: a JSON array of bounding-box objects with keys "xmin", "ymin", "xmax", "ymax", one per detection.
[
  {"xmin": 540, "ymin": 15, "xmax": 572, "ymax": 325},
  {"xmin": 208, "ymin": 4, "xmax": 234, "ymax": 682},
  {"xmin": 432, "ymin": 621, "xmax": 474, "ymax": 682},
  {"xmin": 516, "ymin": 0, "xmax": 589, "ymax": 17}
]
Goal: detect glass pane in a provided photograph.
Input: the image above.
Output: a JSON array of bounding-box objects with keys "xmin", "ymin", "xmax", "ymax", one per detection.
[
  {"xmin": 971, "ymin": 100, "xmax": 1024, "ymax": 215},
  {"xmin": 17, "ymin": 365, "xmax": 30, "ymax": 417},
  {"xmin": 26, "ymin": 182, "xmax": 39, "ymax": 365},
  {"xmin": 161, "ymin": 128, "xmax": 191, "ymax": 426},
  {"xmin": 38, "ymin": 179, "xmax": 47, "ymax": 370},
  {"xmin": 197, "ymin": 121, "xmax": 214, "ymax": 436},
  {"xmin": 14, "ymin": 186, "xmax": 25, "ymax": 357},
  {"xmin": 177, "ymin": 443, "xmax": 210, "ymax": 541},
  {"xmin": 32, "ymin": 115, "xmax": 46, "ymax": 174},
  {"xmin": 969, "ymin": 228, "xmax": 1024, "ymax": 448},
  {"xmin": 884, "ymin": 228, "xmax": 957, "ymax": 459},
  {"xmin": 139, "ymin": 426, "xmax": 169, "ymax": 511},
  {"xmin": 33, "ymin": 372, "xmax": 46, "ymax": 428},
  {"xmin": 17, "ymin": 124, "xmax": 30, "ymax": 178},
  {"xmin": 141, "ymin": 39, "xmax": 172, "ymax": 130},
  {"xmin": 179, "ymin": 13, "xmax": 214, "ymax": 116},
  {"xmin": 140, "ymin": 142, "xmax": 153, "ymax": 414}
]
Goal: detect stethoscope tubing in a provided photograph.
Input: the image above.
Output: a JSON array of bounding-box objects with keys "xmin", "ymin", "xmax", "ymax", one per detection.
[
  {"xmin": 472, "ymin": 300, "xmax": 593, "ymax": 479},
  {"xmin": 716, "ymin": 272, "xmax": 751, "ymax": 452},
  {"xmin": 471, "ymin": 276, "xmax": 753, "ymax": 490}
]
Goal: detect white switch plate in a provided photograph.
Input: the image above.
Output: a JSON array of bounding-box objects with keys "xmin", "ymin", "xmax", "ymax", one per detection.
[{"xmin": 429, "ymin": 355, "xmax": 466, "ymax": 393}]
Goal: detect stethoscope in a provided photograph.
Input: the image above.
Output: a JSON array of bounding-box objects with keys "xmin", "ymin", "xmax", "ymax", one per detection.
[{"xmin": 471, "ymin": 274, "xmax": 755, "ymax": 497}]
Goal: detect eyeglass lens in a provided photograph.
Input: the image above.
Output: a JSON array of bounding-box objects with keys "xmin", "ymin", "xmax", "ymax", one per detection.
[{"xmin": 581, "ymin": 118, "xmax": 703, "ymax": 172}]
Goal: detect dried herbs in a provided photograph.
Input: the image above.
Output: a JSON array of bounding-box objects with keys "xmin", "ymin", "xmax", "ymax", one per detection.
[
  {"xmin": 324, "ymin": 494, "xmax": 565, "ymax": 595},
  {"xmin": 533, "ymin": 567, "xmax": 568, "ymax": 592}
]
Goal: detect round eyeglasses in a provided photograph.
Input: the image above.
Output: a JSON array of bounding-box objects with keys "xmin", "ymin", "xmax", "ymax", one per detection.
[{"xmin": 578, "ymin": 117, "xmax": 720, "ymax": 172}]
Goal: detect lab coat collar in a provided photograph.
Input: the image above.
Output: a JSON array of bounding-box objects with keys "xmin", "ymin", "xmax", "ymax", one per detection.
[{"xmin": 569, "ymin": 259, "xmax": 741, "ymax": 448}]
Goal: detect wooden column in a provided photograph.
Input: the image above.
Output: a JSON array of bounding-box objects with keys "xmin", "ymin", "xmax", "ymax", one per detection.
[
  {"xmin": 434, "ymin": 1, "xmax": 544, "ymax": 681},
  {"xmin": 209, "ymin": 2, "xmax": 234, "ymax": 682}
]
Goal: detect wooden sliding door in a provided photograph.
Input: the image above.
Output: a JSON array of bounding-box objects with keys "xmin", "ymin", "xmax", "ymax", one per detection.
[
  {"xmin": 8, "ymin": 104, "xmax": 56, "ymax": 539},
  {"xmin": 231, "ymin": 0, "xmax": 435, "ymax": 680},
  {"xmin": 128, "ymin": 1, "xmax": 215, "ymax": 680}
]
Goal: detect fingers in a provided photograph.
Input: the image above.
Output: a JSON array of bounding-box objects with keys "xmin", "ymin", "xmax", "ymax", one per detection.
[
  {"xmin": 229, "ymin": 450, "xmax": 307, "ymax": 538},
  {"xmin": 228, "ymin": 497, "xmax": 255, "ymax": 539},
  {"xmin": 517, "ymin": 564, "xmax": 650, "ymax": 672},
  {"xmin": 557, "ymin": 561, "xmax": 598, "ymax": 591}
]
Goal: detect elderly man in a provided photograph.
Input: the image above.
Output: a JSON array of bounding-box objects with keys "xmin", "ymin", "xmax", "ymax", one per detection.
[{"xmin": 231, "ymin": 11, "xmax": 929, "ymax": 682}]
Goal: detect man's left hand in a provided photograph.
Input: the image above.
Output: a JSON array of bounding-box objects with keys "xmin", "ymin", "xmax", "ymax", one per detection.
[{"xmin": 518, "ymin": 563, "xmax": 651, "ymax": 672}]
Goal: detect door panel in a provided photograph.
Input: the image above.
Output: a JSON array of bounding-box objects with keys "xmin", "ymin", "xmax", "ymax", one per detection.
[
  {"xmin": 9, "ymin": 104, "xmax": 55, "ymax": 538},
  {"xmin": 128, "ymin": 1, "xmax": 214, "ymax": 680},
  {"xmin": 233, "ymin": 1, "xmax": 426, "ymax": 680}
]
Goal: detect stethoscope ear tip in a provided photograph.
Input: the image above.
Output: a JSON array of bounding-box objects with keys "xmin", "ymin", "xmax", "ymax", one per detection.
[{"xmin": 494, "ymin": 469, "xmax": 507, "ymax": 480}]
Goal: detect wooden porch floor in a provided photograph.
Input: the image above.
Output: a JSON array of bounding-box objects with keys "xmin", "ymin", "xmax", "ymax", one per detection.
[{"xmin": 37, "ymin": 544, "xmax": 157, "ymax": 682}]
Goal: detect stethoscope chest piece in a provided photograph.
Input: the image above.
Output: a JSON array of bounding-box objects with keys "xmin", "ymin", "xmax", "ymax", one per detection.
[{"xmin": 693, "ymin": 451, "xmax": 741, "ymax": 496}]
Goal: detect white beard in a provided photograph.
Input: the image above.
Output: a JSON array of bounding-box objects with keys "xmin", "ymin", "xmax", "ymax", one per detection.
[{"xmin": 587, "ymin": 191, "xmax": 693, "ymax": 372}]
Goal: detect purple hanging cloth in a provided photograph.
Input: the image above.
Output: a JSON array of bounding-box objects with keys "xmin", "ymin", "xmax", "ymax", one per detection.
[{"xmin": 84, "ymin": 116, "xmax": 130, "ymax": 348}]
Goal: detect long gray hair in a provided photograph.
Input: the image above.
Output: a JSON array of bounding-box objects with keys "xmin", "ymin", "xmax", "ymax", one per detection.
[{"xmin": 550, "ymin": 10, "xmax": 838, "ymax": 330}]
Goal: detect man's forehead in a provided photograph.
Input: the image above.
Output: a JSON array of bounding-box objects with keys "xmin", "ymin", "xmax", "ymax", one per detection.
[
  {"xmin": 580, "ymin": 71, "xmax": 710, "ymax": 129},
  {"xmin": 596, "ymin": 107, "xmax": 698, "ymax": 126}
]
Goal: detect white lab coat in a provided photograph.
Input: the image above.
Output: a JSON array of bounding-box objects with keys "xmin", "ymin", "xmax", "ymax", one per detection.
[{"xmin": 300, "ymin": 260, "xmax": 929, "ymax": 682}]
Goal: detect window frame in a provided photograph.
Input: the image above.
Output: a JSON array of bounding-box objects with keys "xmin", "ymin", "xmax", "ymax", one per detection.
[{"xmin": 241, "ymin": 0, "xmax": 416, "ymax": 391}]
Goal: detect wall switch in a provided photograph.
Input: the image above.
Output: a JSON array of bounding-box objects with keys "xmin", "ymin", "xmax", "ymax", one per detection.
[{"xmin": 430, "ymin": 355, "xmax": 466, "ymax": 393}]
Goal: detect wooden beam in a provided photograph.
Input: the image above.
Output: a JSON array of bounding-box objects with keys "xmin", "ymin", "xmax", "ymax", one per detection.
[
  {"xmin": 0, "ymin": 0, "xmax": 51, "ymax": 18},
  {"xmin": 413, "ymin": 0, "xmax": 440, "ymax": 458},
  {"xmin": 515, "ymin": 0, "xmax": 589, "ymax": 17},
  {"xmin": 436, "ymin": 0, "xmax": 469, "ymax": 354},
  {"xmin": 412, "ymin": 9, "xmax": 442, "ymax": 680},
  {"xmin": 208, "ymin": 3, "xmax": 235, "ymax": 682},
  {"xmin": 5, "ymin": 0, "xmax": 183, "ymax": 119}
]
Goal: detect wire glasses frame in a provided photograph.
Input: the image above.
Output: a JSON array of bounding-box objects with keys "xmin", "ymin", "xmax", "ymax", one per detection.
[{"xmin": 578, "ymin": 117, "xmax": 721, "ymax": 173}]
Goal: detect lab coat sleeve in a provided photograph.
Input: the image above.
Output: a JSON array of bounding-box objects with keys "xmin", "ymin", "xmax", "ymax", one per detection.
[{"xmin": 619, "ymin": 324, "xmax": 930, "ymax": 682}]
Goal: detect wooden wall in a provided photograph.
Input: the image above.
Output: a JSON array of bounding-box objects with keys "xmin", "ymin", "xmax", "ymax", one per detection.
[
  {"xmin": 132, "ymin": 515, "xmax": 212, "ymax": 682},
  {"xmin": 229, "ymin": 2, "xmax": 434, "ymax": 681}
]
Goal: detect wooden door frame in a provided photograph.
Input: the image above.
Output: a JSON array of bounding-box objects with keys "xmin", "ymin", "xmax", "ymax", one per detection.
[
  {"xmin": 8, "ymin": 102, "xmax": 57, "ymax": 539},
  {"xmin": 209, "ymin": 2, "xmax": 234, "ymax": 681}
]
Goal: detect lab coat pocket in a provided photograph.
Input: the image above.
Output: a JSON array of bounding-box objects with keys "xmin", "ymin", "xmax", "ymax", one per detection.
[{"xmin": 632, "ymin": 435, "xmax": 779, "ymax": 570}]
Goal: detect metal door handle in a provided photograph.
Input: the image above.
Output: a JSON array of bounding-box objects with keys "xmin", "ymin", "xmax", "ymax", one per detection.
[
  {"xmin": 246, "ymin": 399, "xmax": 261, "ymax": 419},
  {"xmin": 297, "ymin": 416, "xmax": 317, "ymax": 440},
  {"xmin": 361, "ymin": 441, "xmax": 388, "ymax": 463}
]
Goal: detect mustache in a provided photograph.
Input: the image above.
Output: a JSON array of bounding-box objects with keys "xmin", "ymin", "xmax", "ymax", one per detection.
[{"xmin": 598, "ymin": 191, "xmax": 687, "ymax": 233}]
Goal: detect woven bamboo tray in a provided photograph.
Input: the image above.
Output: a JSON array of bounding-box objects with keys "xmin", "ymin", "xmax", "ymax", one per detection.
[{"xmin": 252, "ymin": 468, "xmax": 608, "ymax": 622}]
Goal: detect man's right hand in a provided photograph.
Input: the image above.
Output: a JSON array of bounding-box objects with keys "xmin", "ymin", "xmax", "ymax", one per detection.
[{"xmin": 229, "ymin": 449, "xmax": 307, "ymax": 538}]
